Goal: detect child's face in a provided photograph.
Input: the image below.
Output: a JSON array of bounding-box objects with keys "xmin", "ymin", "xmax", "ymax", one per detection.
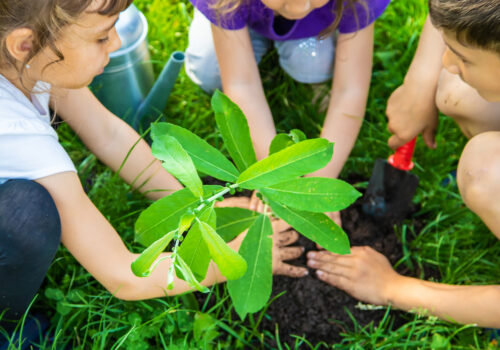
[
  {"xmin": 28, "ymin": 2, "xmax": 121, "ymax": 89},
  {"xmin": 261, "ymin": 0, "xmax": 329, "ymax": 19},
  {"xmin": 441, "ymin": 30, "xmax": 500, "ymax": 102}
]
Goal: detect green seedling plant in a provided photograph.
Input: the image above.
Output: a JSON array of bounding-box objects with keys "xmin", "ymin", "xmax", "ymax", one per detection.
[{"xmin": 131, "ymin": 90, "xmax": 361, "ymax": 319}]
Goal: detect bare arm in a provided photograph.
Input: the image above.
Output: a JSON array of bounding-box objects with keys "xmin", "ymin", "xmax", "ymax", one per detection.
[
  {"xmin": 52, "ymin": 87, "xmax": 183, "ymax": 200},
  {"xmin": 386, "ymin": 15, "xmax": 446, "ymax": 149},
  {"xmin": 308, "ymin": 246, "xmax": 500, "ymax": 328},
  {"xmin": 212, "ymin": 24, "xmax": 275, "ymax": 160},
  {"xmin": 36, "ymin": 172, "xmax": 239, "ymax": 300},
  {"xmin": 313, "ymin": 24, "xmax": 374, "ymax": 180}
]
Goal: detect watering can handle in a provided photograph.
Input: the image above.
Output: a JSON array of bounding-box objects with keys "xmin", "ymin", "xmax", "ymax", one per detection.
[{"xmin": 388, "ymin": 137, "xmax": 416, "ymax": 171}]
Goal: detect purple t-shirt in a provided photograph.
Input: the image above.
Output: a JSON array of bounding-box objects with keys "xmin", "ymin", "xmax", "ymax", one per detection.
[{"xmin": 191, "ymin": 0, "xmax": 391, "ymax": 40}]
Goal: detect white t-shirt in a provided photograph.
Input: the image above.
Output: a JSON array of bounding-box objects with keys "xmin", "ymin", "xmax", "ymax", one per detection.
[{"xmin": 0, "ymin": 74, "xmax": 76, "ymax": 185}]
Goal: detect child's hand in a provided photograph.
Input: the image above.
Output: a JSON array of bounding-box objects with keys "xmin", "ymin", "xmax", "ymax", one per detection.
[
  {"xmin": 272, "ymin": 219, "xmax": 308, "ymax": 277},
  {"xmin": 386, "ymin": 81, "xmax": 439, "ymax": 150},
  {"xmin": 249, "ymin": 190, "xmax": 266, "ymax": 213},
  {"xmin": 306, "ymin": 246, "xmax": 401, "ymax": 305},
  {"xmin": 216, "ymin": 196, "xmax": 252, "ymax": 208}
]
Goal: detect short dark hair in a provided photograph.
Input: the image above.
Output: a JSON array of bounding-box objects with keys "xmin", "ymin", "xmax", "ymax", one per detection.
[{"xmin": 429, "ymin": 0, "xmax": 500, "ymax": 54}]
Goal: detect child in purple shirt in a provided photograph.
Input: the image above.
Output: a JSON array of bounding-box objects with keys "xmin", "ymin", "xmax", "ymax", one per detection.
[{"xmin": 185, "ymin": 0, "xmax": 390, "ymax": 225}]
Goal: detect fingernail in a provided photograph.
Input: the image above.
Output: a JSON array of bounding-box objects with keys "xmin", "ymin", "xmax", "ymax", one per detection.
[
  {"xmin": 316, "ymin": 270, "xmax": 324, "ymax": 277},
  {"xmin": 303, "ymin": 270, "xmax": 309, "ymax": 276},
  {"xmin": 301, "ymin": 247, "xmax": 305, "ymax": 253},
  {"xmin": 308, "ymin": 252, "xmax": 316, "ymax": 258},
  {"xmin": 308, "ymin": 260, "xmax": 316, "ymax": 267}
]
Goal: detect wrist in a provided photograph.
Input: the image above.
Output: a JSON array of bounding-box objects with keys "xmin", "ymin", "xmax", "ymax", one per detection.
[
  {"xmin": 382, "ymin": 272, "xmax": 407, "ymax": 306},
  {"xmin": 403, "ymin": 68, "xmax": 440, "ymax": 92}
]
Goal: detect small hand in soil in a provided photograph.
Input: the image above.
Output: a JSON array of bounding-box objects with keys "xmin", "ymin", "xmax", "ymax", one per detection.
[
  {"xmin": 307, "ymin": 246, "xmax": 401, "ymax": 305},
  {"xmin": 272, "ymin": 220, "xmax": 308, "ymax": 278}
]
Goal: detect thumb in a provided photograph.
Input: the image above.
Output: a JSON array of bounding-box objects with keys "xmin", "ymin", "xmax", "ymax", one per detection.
[
  {"xmin": 422, "ymin": 126, "xmax": 437, "ymax": 149},
  {"xmin": 388, "ymin": 134, "xmax": 408, "ymax": 150}
]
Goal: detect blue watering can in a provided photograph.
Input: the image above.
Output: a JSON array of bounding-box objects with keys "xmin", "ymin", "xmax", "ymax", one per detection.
[{"xmin": 91, "ymin": 4, "xmax": 184, "ymax": 131}]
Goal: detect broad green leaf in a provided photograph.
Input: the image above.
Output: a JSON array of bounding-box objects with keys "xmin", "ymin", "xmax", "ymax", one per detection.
[
  {"xmin": 199, "ymin": 203, "xmax": 217, "ymax": 229},
  {"xmin": 268, "ymin": 199, "xmax": 350, "ymax": 254},
  {"xmin": 178, "ymin": 223, "xmax": 211, "ymax": 281},
  {"xmin": 131, "ymin": 230, "xmax": 176, "ymax": 277},
  {"xmin": 260, "ymin": 177, "xmax": 361, "ymax": 213},
  {"xmin": 212, "ymin": 90, "xmax": 257, "ymax": 172},
  {"xmin": 135, "ymin": 185, "xmax": 222, "ymax": 246},
  {"xmin": 198, "ymin": 221, "xmax": 247, "ymax": 280},
  {"xmin": 289, "ymin": 129, "xmax": 307, "ymax": 143},
  {"xmin": 176, "ymin": 255, "xmax": 209, "ymax": 293},
  {"xmin": 151, "ymin": 131, "xmax": 203, "ymax": 199},
  {"xmin": 154, "ymin": 122, "xmax": 239, "ymax": 182},
  {"xmin": 227, "ymin": 215, "xmax": 272, "ymax": 319},
  {"xmin": 237, "ymin": 139, "xmax": 333, "ymax": 190},
  {"xmin": 215, "ymin": 207, "xmax": 259, "ymax": 242},
  {"xmin": 269, "ymin": 134, "xmax": 294, "ymax": 155}
]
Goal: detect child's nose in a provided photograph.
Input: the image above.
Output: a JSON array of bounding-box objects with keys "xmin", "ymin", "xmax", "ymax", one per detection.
[
  {"xmin": 107, "ymin": 28, "xmax": 121, "ymax": 54},
  {"xmin": 442, "ymin": 47, "xmax": 461, "ymax": 75}
]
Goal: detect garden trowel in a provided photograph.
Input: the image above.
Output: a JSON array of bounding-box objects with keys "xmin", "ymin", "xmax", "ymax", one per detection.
[{"xmin": 362, "ymin": 138, "xmax": 419, "ymax": 221}]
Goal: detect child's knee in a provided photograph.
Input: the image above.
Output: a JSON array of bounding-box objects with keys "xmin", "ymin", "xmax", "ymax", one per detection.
[
  {"xmin": 457, "ymin": 132, "xmax": 500, "ymax": 214},
  {"xmin": 0, "ymin": 179, "xmax": 61, "ymax": 261},
  {"xmin": 185, "ymin": 10, "xmax": 222, "ymax": 93},
  {"xmin": 275, "ymin": 35, "xmax": 335, "ymax": 84},
  {"xmin": 435, "ymin": 69, "xmax": 465, "ymax": 119}
]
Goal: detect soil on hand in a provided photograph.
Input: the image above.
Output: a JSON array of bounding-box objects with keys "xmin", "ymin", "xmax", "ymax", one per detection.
[{"xmin": 261, "ymin": 195, "xmax": 424, "ymax": 346}]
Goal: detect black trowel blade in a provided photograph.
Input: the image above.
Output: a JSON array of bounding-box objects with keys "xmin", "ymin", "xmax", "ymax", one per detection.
[{"xmin": 362, "ymin": 159, "xmax": 419, "ymax": 221}]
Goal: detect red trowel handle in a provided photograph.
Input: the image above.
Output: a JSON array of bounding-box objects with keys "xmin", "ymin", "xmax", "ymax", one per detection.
[{"xmin": 388, "ymin": 138, "xmax": 416, "ymax": 171}]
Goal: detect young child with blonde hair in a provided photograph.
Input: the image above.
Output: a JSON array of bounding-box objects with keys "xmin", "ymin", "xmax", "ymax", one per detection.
[{"xmin": 0, "ymin": 0, "xmax": 305, "ymax": 338}]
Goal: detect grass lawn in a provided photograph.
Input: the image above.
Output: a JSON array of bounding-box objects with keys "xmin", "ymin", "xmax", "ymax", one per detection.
[{"xmin": 2, "ymin": 0, "xmax": 500, "ymax": 349}]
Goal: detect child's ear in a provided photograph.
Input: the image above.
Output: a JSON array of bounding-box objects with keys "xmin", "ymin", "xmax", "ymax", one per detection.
[{"xmin": 5, "ymin": 28, "xmax": 35, "ymax": 63}]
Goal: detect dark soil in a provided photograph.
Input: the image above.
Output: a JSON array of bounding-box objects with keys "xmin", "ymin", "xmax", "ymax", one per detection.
[
  {"xmin": 261, "ymin": 195, "xmax": 421, "ymax": 346},
  {"xmin": 198, "ymin": 175, "xmax": 432, "ymax": 346}
]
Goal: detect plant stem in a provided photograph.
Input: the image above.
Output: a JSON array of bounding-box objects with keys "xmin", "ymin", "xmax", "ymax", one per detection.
[{"xmin": 194, "ymin": 184, "xmax": 238, "ymax": 212}]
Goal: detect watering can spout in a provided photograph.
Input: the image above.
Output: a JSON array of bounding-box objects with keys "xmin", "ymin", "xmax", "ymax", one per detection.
[{"xmin": 134, "ymin": 51, "xmax": 185, "ymax": 131}]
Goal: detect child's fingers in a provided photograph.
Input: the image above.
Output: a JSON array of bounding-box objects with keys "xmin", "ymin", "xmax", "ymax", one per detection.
[
  {"xmin": 388, "ymin": 133, "xmax": 411, "ymax": 150},
  {"xmin": 275, "ymin": 262, "xmax": 308, "ymax": 277},
  {"xmin": 307, "ymin": 251, "xmax": 353, "ymax": 268},
  {"xmin": 422, "ymin": 126, "xmax": 437, "ymax": 149},
  {"xmin": 279, "ymin": 246, "xmax": 304, "ymax": 262},
  {"xmin": 315, "ymin": 269, "xmax": 350, "ymax": 288}
]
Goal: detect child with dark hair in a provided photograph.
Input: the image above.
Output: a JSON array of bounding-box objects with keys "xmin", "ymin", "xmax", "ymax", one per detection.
[
  {"xmin": 307, "ymin": 0, "xmax": 500, "ymax": 327},
  {"xmin": 0, "ymin": 0, "xmax": 305, "ymax": 339},
  {"xmin": 185, "ymin": 0, "xmax": 391, "ymax": 225}
]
